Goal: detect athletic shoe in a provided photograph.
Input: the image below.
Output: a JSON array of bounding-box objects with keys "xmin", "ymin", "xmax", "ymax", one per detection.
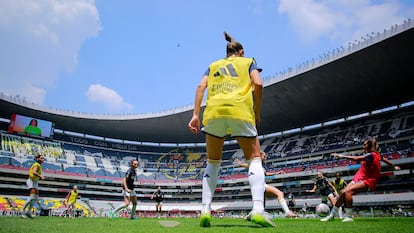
[
  {"xmin": 250, "ymin": 211, "xmax": 275, "ymax": 227},
  {"xmin": 109, "ymin": 211, "xmax": 114, "ymax": 220},
  {"xmin": 320, "ymin": 214, "xmax": 334, "ymax": 222},
  {"xmin": 199, "ymin": 211, "xmax": 211, "ymax": 228},
  {"xmin": 342, "ymin": 217, "xmax": 354, "ymax": 222},
  {"xmin": 286, "ymin": 211, "xmax": 297, "ymax": 218},
  {"xmin": 21, "ymin": 213, "xmax": 27, "ymax": 219},
  {"xmin": 24, "ymin": 212, "xmax": 33, "ymax": 219},
  {"xmin": 130, "ymin": 215, "xmax": 138, "ymax": 220}
]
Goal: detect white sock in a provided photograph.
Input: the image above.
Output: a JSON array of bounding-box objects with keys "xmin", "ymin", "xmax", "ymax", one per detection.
[
  {"xmin": 338, "ymin": 206, "xmax": 343, "ymax": 218},
  {"xmin": 201, "ymin": 159, "xmax": 220, "ymax": 213},
  {"xmin": 330, "ymin": 206, "xmax": 338, "ymax": 217},
  {"xmin": 344, "ymin": 207, "xmax": 353, "ymax": 218},
  {"xmin": 113, "ymin": 204, "xmax": 127, "ymax": 213},
  {"xmin": 279, "ymin": 199, "xmax": 290, "ymax": 214},
  {"xmin": 248, "ymin": 157, "xmax": 265, "ymax": 213}
]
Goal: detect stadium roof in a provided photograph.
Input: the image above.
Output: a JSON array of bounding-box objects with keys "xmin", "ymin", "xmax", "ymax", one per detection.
[{"xmin": 1, "ymin": 26, "xmax": 413, "ymax": 144}]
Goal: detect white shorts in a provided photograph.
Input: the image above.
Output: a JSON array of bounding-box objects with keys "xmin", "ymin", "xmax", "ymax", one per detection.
[
  {"xmin": 122, "ymin": 189, "xmax": 136, "ymax": 197},
  {"xmin": 202, "ymin": 118, "xmax": 257, "ymax": 138},
  {"xmin": 26, "ymin": 179, "xmax": 38, "ymax": 190}
]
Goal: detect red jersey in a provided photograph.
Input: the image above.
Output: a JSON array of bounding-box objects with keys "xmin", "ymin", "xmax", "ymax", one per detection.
[{"xmin": 352, "ymin": 152, "xmax": 381, "ymax": 191}]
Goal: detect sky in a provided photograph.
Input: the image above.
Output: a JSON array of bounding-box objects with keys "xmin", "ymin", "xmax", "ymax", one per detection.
[{"xmin": 0, "ymin": 0, "xmax": 413, "ymax": 115}]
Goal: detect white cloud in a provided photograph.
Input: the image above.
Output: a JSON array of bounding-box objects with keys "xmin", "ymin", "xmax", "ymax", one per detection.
[
  {"xmin": 0, "ymin": 0, "xmax": 101, "ymax": 105},
  {"xmin": 277, "ymin": 0, "xmax": 410, "ymax": 44},
  {"xmin": 86, "ymin": 84, "xmax": 133, "ymax": 112},
  {"xmin": 278, "ymin": 0, "xmax": 336, "ymax": 43}
]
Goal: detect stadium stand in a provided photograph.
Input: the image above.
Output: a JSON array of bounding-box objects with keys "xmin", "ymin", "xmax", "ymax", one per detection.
[{"xmin": 0, "ymin": 19, "xmax": 413, "ymax": 218}]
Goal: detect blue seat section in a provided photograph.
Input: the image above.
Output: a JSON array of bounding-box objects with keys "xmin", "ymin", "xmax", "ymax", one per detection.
[
  {"xmin": 64, "ymin": 166, "xmax": 88, "ymax": 175},
  {"xmin": 94, "ymin": 157, "xmax": 104, "ymax": 168},
  {"xmin": 42, "ymin": 162, "xmax": 61, "ymax": 171},
  {"xmin": 0, "ymin": 105, "xmax": 412, "ymax": 183},
  {"xmin": 0, "ymin": 157, "xmax": 10, "ymax": 165}
]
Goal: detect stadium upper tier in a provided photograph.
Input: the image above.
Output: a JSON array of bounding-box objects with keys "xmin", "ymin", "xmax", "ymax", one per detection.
[{"xmin": 0, "ymin": 20, "xmax": 413, "ymax": 143}]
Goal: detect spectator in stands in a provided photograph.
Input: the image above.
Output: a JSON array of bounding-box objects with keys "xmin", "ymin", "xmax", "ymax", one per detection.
[
  {"xmin": 24, "ymin": 119, "xmax": 42, "ymax": 136},
  {"xmin": 306, "ymin": 171, "xmax": 341, "ymax": 218},
  {"xmin": 21, "ymin": 154, "xmax": 45, "ymax": 218},
  {"xmin": 236, "ymin": 152, "xmax": 295, "ymax": 218},
  {"xmin": 62, "ymin": 185, "xmax": 80, "ymax": 218},
  {"xmin": 151, "ymin": 186, "xmax": 165, "ymax": 218},
  {"xmin": 110, "ymin": 160, "xmax": 139, "ymax": 220},
  {"xmin": 188, "ymin": 32, "xmax": 273, "ymax": 227},
  {"xmin": 321, "ymin": 137, "xmax": 401, "ymax": 222}
]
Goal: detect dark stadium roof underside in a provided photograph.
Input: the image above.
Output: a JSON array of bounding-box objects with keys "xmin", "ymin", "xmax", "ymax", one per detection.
[{"xmin": 1, "ymin": 28, "xmax": 413, "ymax": 144}]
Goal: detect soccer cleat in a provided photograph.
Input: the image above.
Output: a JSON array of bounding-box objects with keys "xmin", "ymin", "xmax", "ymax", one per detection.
[
  {"xmin": 21, "ymin": 213, "xmax": 27, "ymax": 219},
  {"xmin": 342, "ymin": 217, "xmax": 354, "ymax": 222},
  {"xmin": 130, "ymin": 215, "xmax": 138, "ymax": 220},
  {"xmin": 250, "ymin": 211, "xmax": 275, "ymax": 227},
  {"xmin": 320, "ymin": 214, "xmax": 334, "ymax": 222},
  {"xmin": 286, "ymin": 211, "xmax": 297, "ymax": 218},
  {"xmin": 109, "ymin": 211, "xmax": 114, "ymax": 220},
  {"xmin": 199, "ymin": 211, "xmax": 211, "ymax": 228},
  {"xmin": 24, "ymin": 212, "xmax": 33, "ymax": 219}
]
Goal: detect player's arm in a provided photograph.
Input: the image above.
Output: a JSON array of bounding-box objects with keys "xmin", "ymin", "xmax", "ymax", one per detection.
[
  {"xmin": 266, "ymin": 170, "xmax": 284, "ymax": 176},
  {"xmin": 250, "ymin": 69, "xmax": 263, "ymax": 125},
  {"xmin": 122, "ymin": 177, "xmax": 130, "ymax": 193},
  {"xmin": 31, "ymin": 165, "xmax": 45, "ymax": 180},
  {"xmin": 188, "ymin": 75, "xmax": 208, "ymax": 133},
  {"xmin": 306, "ymin": 184, "xmax": 317, "ymax": 193},
  {"xmin": 343, "ymin": 179, "xmax": 348, "ymax": 187},
  {"xmin": 235, "ymin": 158, "xmax": 248, "ymax": 169},
  {"xmin": 328, "ymin": 181, "xmax": 339, "ymax": 196},
  {"xmin": 331, "ymin": 153, "xmax": 367, "ymax": 161},
  {"xmin": 65, "ymin": 192, "xmax": 71, "ymax": 200},
  {"xmin": 381, "ymin": 156, "xmax": 401, "ymax": 170}
]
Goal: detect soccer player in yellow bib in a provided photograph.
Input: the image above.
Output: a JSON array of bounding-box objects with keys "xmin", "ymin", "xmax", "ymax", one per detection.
[
  {"xmin": 64, "ymin": 185, "xmax": 80, "ymax": 218},
  {"xmin": 332, "ymin": 173, "xmax": 347, "ymax": 219},
  {"xmin": 21, "ymin": 154, "xmax": 45, "ymax": 218},
  {"xmin": 188, "ymin": 32, "xmax": 273, "ymax": 227}
]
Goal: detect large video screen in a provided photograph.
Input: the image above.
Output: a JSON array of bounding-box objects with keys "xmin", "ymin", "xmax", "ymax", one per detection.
[{"xmin": 8, "ymin": 114, "xmax": 53, "ymax": 138}]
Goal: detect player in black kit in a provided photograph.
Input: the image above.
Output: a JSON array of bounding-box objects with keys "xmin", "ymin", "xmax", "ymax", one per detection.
[{"xmin": 151, "ymin": 186, "xmax": 165, "ymax": 218}]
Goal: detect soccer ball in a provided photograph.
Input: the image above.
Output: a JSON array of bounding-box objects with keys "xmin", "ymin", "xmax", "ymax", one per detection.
[{"xmin": 315, "ymin": 203, "xmax": 330, "ymax": 217}]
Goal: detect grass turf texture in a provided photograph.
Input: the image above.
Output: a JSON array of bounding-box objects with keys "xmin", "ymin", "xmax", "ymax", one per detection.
[{"xmin": 1, "ymin": 217, "xmax": 413, "ymax": 233}]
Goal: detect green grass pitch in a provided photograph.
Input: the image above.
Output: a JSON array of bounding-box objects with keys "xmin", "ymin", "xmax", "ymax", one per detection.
[{"xmin": 1, "ymin": 216, "xmax": 413, "ymax": 233}]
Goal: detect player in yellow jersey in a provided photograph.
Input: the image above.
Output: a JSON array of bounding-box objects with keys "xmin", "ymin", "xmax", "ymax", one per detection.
[
  {"xmin": 332, "ymin": 172, "xmax": 347, "ymax": 219},
  {"xmin": 188, "ymin": 32, "xmax": 273, "ymax": 228},
  {"xmin": 21, "ymin": 154, "xmax": 45, "ymax": 218},
  {"xmin": 62, "ymin": 185, "xmax": 80, "ymax": 218}
]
